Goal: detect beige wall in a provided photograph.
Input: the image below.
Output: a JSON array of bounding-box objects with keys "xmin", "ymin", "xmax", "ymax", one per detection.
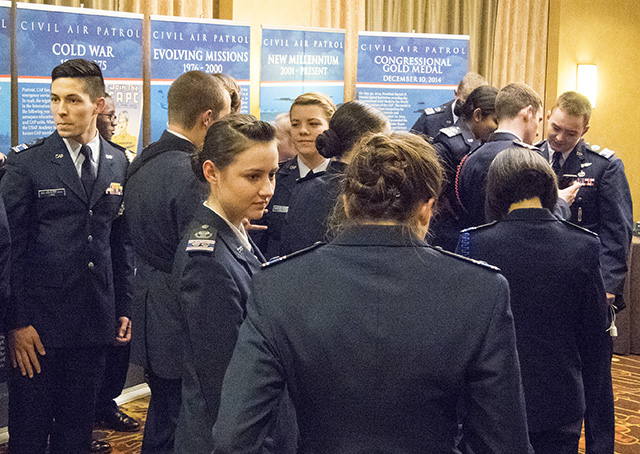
[{"xmin": 546, "ymin": 0, "xmax": 640, "ymax": 220}]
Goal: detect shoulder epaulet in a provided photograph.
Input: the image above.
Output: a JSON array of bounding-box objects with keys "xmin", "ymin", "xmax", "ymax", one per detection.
[
  {"xmin": 107, "ymin": 140, "xmax": 127, "ymax": 152},
  {"xmin": 440, "ymin": 125, "xmax": 461, "ymax": 138},
  {"xmin": 11, "ymin": 138, "xmax": 45, "ymax": 153},
  {"xmin": 585, "ymin": 143, "xmax": 615, "ymax": 159},
  {"xmin": 432, "ymin": 245, "xmax": 501, "ymax": 272},
  {"xmin": 512, "ymin": 139, "xmax": 539, "ymax": 151},
  {"xmin": 185, "ymin": 224, "xmax": 218, "ymax": 253},
  {"xmin": 460, "ymin": 221, "xmax": 498, "ymax": 233},
  {"xmin": 424, "ymin": 106, "xmax": 444, "ymax": 116},
  {"xmin": 560, "ymin": 219, "xmax": 599, "ymax": 236},
  {"xmin": 261, "ymin": 242, "xmax": 325, "ymax": 268}
]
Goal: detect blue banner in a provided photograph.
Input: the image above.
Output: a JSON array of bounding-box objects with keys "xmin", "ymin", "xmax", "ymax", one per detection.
[
  {"xmin": 150, "ymin": 17, "xmax": 250, "ymax": 142},
  {"xmin": 357, "ymin": 31, "xmax": 469, "ymax": 131},
  {"xmin": 260, "ymin": 26, "xmax": 345, "ymax": 122},
  {"xmin": 0, "ymin": 1, "xmax": 10, "ymax": 154},
  {"xmin": 16, "ymin": 3, "xmax": 143, "ymax": 152}
]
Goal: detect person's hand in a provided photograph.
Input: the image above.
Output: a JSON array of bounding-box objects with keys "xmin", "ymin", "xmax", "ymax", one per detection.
[
  {"xmin": 558, "ymin": 181, "xmax": 581, "ymax": 205},
  {"xmin": 115, "ymin": 316, "xmax": 131, "ymax": 345},
  {"xmin": 242, "ymin": 210, "xmax": 269, "ymax": 231},
  {"xmin": 8, "ymin": 326, "xmax": 46, "ymax": 378}
]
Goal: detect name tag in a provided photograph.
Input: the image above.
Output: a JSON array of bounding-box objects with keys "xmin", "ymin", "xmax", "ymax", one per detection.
[
  {"xmin": 38, "ymin": 188, "xmax": 66, "ymax": 198},
  {"xmin": 273, "ymin": 205, "xmax": 289, "ymax": 214},
  {"xmin": 105, "ymin": 182, "xmax": 123, "ymax": 195}
]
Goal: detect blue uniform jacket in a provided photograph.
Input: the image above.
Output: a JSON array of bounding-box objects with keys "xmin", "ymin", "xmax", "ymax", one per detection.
[
  {"xmin": 410, "ymin": 99, "xmax": 455, "ymax": 141},
  {"xmin": 0, "ymin": 195, "xmax": 10, "ymax": 327},
  {"xmin": 125, "ymin": 130, "xmax": 207, "ymax": 377},
  {"xmin": 457, "ymin": 208, "xmax": 614, "ymax": 452},
  {"xmin": 0, "ymin": 131, "xmax": 132, "ymax": 347},
  {"xmin": 212, "ymin": 224, "xmax": 531, "ymax": 454},
  {"xmin": 430, "ymin": 122, "xmax": 481, "ymax": 251},
  {"xmin": 538, "ymin": 139, "xmax": 633, "ymax": 300}
]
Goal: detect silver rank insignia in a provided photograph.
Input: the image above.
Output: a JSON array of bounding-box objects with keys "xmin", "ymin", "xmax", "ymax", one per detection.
[
  {"xmin": 194, "ymin": 230, "xmax": 213, "ymax": 239},
  {"xmin": 186, "ymin": 239, "xmax": 215, "ymax": 252}
]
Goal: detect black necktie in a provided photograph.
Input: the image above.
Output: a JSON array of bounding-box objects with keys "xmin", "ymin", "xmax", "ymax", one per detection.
[
  {"xmin": 551, "ymin": 151, "xmax": 562, "ymax": 175},
  {"xmin": 80, "ymin": 144, "xmax": 95, "ymax": 197}
]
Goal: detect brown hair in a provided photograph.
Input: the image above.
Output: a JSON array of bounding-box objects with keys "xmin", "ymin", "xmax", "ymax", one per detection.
[
  {"xmin": 495, "ymin": 83, "xmax": 542, "ymax": 122},
  {"xmin": 192, "ymin": 114, "xmax": 275, "ymax": 183},
  {"xmin": 212, "ymin": 73, "xmax": 242, "ymax": 114},
  {"xmin": 51, "ymin": 59, "xmax": 105, "ymax": 101},
  {"xmin": 341, "ymin": 132, "xmax": 444, "ymax": 236},
  {"xmin": 168, "ymin": 71, "xmax": 228, "ymax": 129},
  {"xmin": 485, "ymin": 147, "xmax": 558, "ymax": 221},
  {"xmin": 289, "ymin": 92, "xmax": 336, "ymax": 121},
  {"xmin": 552, "ymin": 91, "xmax": 592, "ymax": 126}
]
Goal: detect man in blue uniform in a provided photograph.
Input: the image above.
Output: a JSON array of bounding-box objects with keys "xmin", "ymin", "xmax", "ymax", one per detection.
[
  {"xmin": 125, "ymin": 71, "xmax": 230, "ymax": 453},
  {"xmin": 538, "ymin": 91, "xmax": 633, "ymax": 314},
  {"xmin": 410, "ymin": 72, "xmax": 486, "ymax": 141},
  {"xmin": 0, "ymin": 59, "xmax": 132, "ymax": 454}
]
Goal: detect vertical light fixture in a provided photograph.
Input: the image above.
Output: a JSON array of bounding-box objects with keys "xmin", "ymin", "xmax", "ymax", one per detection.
[{"xmin": 576, "ymin": 64, "xmax": 597, "ymax": 108}]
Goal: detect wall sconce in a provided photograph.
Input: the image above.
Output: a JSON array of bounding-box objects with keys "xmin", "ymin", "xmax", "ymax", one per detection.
[{"xmin": 576, "ymin": 64, "xmax": 597, "ymax": 108}]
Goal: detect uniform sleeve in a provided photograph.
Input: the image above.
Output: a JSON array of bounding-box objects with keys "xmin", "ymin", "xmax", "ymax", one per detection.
[
  {"xmin": 212, "ymin": 279, "xmax": 287, "ymax": 454},
  {"xmin": 0, "ymin": 152, "xmax": 35, "ymax": 329},
  {"xmin": 598, "ymin": 158, "xmax": 633, "ymax": 297},
  {"xmin": 110, "ymin": 210, "xmax": 134, "ymax": 318},
  {"xmin": 0, "ymin": 196, "xmax": 10, "ymax": 325},
  {"xmin": 409, "ymin": 112, "xmax": 429, "ymax": 136},
  {"xmin": 577, "ymin": 239, "xmax": 615, "ymax": 454},
  {"xmin": 173, "ymin": 175, "xmax": 205, "ymax": 241},
  {"xmin": 459, "ymin": 274, "xmax": 533, "ymax": 453},
  {"xmin": 178, "ymin": 253, "xmax": 247, "ymax": 422}
]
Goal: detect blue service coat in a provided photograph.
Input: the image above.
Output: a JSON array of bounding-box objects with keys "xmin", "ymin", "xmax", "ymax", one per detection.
[
  {"xmin": 212, "ymin": 224, "xmax": 531, "ymax": 454},
  {"xmin": 124, "ymin": 130, "xmax": 206, "ymax": 378},
  {"xmin": 538, "ymin": 139, "xmax": 633, "ymax": 301},
  {"xmin": 0, "ymin": 131, "xmax": 132, "ymax": 347},
  {"xmin": 0, "ymin": 195, "xmax": 9, "ymax": 327},
  {"xmin": 456, "ymin": 207, "xmax": 614, "ymax": 453},
  {"xmin": 410, "ymin": 99, "xmax": 456, "ymax": 141},
  {"xmin": 430, "ymin": 122, "xmax": 482, "ymax": 251}
]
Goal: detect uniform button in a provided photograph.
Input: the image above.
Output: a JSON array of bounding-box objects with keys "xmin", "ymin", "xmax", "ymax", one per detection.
[
  {"xmin": 87, "ymin": 235, "xmax": 93, "ymax": 243},
  {"xmin": 88, "ymin": 262, "xmax": 95, "ymax": 269},
  {"xmin": 88, "ymin": 210, "xmax": 93, "ymax": 217}
]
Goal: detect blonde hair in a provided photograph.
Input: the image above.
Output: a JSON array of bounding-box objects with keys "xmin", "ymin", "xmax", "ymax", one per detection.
[{"xmin": 289, "ymin": 92, "xmax": 336, "ymax": 122}]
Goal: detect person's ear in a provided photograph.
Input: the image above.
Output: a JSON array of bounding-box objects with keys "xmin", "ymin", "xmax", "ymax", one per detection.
[
  {"xmin": 418, "ymin": 198, "xmax": 435, "ymax": 227},
  {"xmin": 202, "ymin": 160, "xmax": 219, "ymax": 184},
  {"xmin": 472, "ymin": 108, "xmax": 483, "ymax": 123},
  {"xmin": 581, "ymin": 124, "xmax": 590, "ymax": 137},
  {"xmin": 201, "ymin": 110, "xmax": 214, "ymax": 129},
  {"xmin": 94, "ymin": 96, "xmax": 106, "ymax": 115}
]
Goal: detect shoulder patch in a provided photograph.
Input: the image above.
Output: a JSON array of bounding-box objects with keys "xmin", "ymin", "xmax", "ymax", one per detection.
[
  {"xmin": 560, "ymin": 219, "xmax": 599, "ymax": 236},
  {"xmin": 262, "ymin": 242, "xmax": 325, "ymax": 268},
  {"xmin": 440, "ymin": 125, "xmax": 461, "ymax": 138},
  {"xmin": 185, "ymin": 224, "xmax": 218, "ymax": 253},
  {"xmin": 586, "ymin": 143, "xmax": 615, "ymax": 159},
  {"xmin": 11, "ymin": 138, "xmax": 45, "ymax": 153},
  {"xmin": 432, "ymin": 245, "xmax": 501, "ymax": 272},
  {"xmin": 512, "ymin": 139, "xmax": 539, "ymax": 151}
]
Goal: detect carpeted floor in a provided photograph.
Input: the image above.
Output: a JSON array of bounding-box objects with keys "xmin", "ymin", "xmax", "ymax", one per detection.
[{"xmin": 2, "ymin": 355, "xmax": 640, "ymax": 453}]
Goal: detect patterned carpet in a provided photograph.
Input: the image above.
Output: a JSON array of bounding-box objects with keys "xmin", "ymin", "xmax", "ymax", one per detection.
[{"xmin": 1, "ymin": 355, "xmax": 640, "ymax": 453}]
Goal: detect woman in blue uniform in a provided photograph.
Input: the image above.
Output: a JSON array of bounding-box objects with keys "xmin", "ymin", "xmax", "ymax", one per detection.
[
  {"xmin": 172, "ymin": 115, "xmax": 295, "ymax": 454},
  {"xmin": 279, "ymin": 101, "xmax": 389, "ymax": 255},
  {"xmin": 212, "ymin": 132, "xmax": 531, "ymax": 453},
  {"xmin": 429, "ymin": 85, "xmax": 498, "ymax": 250},
  {"xmin": 456, "ymin": 147, "xmax": 613, "ymax": 454},
  {"xmin": 253, "ymin": 92, "xmax": 335, "ymax": 259}
]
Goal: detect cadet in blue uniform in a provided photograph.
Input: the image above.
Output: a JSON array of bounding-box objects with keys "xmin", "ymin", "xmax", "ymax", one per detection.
[
  {"xmin": 0, "ymin": 195, "xmax": 9, "ymax": 325},
  {"xmin": 0, "ymin": 59, "xmax": 133, "ymax": 454},
  {"xmin": 252, "ymin": 92, "xmax": 335, "ymax": 259},
  {"xmin": 457, "ymin": 147, "xmax": 614, "ymax": 454},
  {"xmin": 429, "ymin": 85, "xmax": 498, "ymax": 251},
  {"xmin": 174, "ymin": 115, "xmax": 295, "ymax": 454},
  {"xmin": 279, "ymin": 101, "xmax": 389, "ymax": 255},
  {"xmin": 410, "ymin": 72, "xmax": 487, "ymax": 141},
  {"xmin": 124, "ymin": 71, "xmax": 231, "ymax": 453},
  {"xmin": 537, "ymin": 91, "xmax": 633, "ymax": 312},
  {"xmin": 212, "ymin": 132, "xmax": 531, "ymax": 454}
]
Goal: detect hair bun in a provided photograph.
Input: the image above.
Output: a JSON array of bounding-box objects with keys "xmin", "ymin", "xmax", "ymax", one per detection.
[{"xmin": 316, "ymin": 129, "xmax": 345, "ymax": 159}]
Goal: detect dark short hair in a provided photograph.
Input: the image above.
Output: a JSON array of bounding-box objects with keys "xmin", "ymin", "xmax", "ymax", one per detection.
[
  {"xmin": 168, "ymin": 71, "xmax": 228, "ymax": 129},
  {"xmin": 485, "ymin": 147, "xmax": 558, "ymax": 221},
  {"xmin": 460, "ymin": 85, "xmax": 498, "ymax": 121},
  {"xmin": 51, "ymin": 59, "xmax": 105, "ymax": 101},
  {"xmin": 553, "ymin": 91, "xmax": 592, "ymax": 126},
  {"xmin": 315, "ymin": 101, "xmax": 389, "ymax": 159},
  {"xmin": 342, "ymin": 132, "xmax": 444, "ymax": 235},
  {"xmin": 212, "ymin": 73, "xmax": 242, "ymax": 114},
  {"xmin": 192, "ymin": 114, "xmax": 275, "ymax": 183},
  {"xmin": 495, "ymin": 83, "xmax": 542, "ymax": 122}
]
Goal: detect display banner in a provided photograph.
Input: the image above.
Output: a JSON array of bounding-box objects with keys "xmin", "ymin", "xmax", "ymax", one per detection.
[
  {"xmin": 16, "ymin": 3, "xmax": 143, "ymax": 154},
  {"xmin": 150, "ymin": 16, "xmax": 250, "ymax": 142},
  {"xmin": 357, "ymin": 31, "xmax": 469, "ymax": 131},
  {"xmin": 260, "ymin": 26, "xmax": 345, "ymax": 122},
  {"xmin": 0, "ymin": 1, "xmax": 10, "ymax": 155}
]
